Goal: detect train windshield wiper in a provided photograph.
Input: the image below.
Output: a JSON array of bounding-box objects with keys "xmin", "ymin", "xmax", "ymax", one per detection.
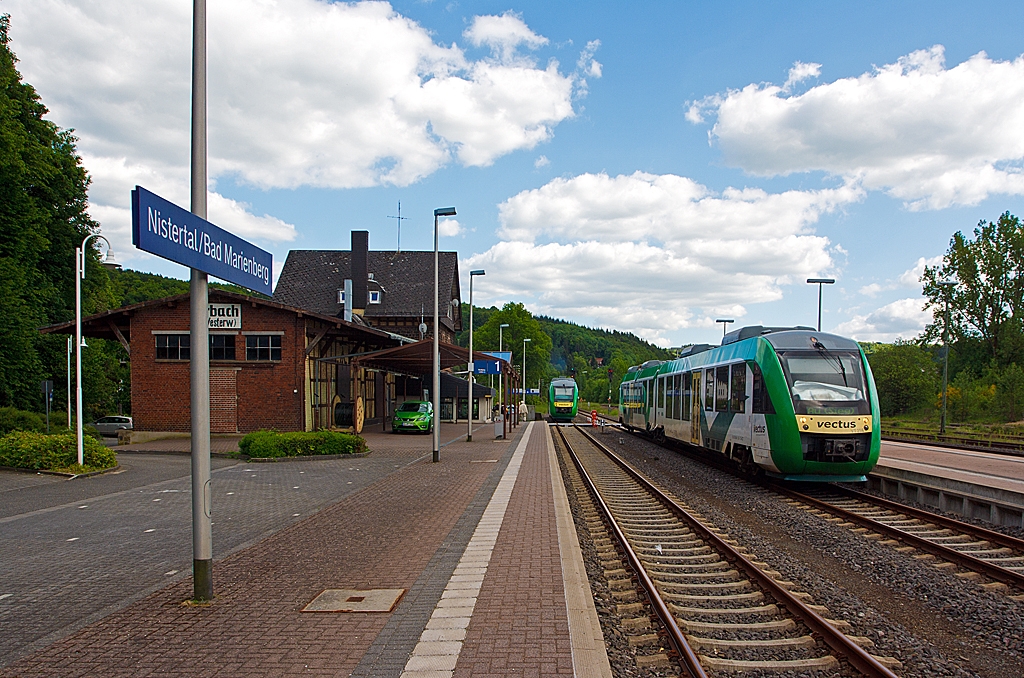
[{"xmin": 811, "ymin": 339, "xmax": 848, "ymax": 387}]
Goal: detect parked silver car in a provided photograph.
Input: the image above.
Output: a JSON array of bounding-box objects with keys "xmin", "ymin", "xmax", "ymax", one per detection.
[{"xmin": 90, "ymin": 416, "xmax": 133, "ymax": 436}]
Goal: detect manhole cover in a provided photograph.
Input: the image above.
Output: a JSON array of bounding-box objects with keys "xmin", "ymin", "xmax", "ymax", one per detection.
[{"xmin": 302, "ymin": 588, "xmax": 405, "ymax": 613}]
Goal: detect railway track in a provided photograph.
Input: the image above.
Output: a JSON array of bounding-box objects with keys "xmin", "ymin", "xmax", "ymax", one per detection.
[
  {"xmin": 555, "ymin": 424, "xmax": 901, "ymax": 676},
  {"xmin": 777, "ymin": 484, "xmax": 1024, "ymax": 597}
]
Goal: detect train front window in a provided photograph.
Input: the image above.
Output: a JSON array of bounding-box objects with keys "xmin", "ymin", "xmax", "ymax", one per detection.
[
  {"xmin": 553, "ymin": 386, "xmax": 574, "ymax": 401},
  {"xmin": 778, "ymin": 351, "xmax": 869, "ymax": 415}
]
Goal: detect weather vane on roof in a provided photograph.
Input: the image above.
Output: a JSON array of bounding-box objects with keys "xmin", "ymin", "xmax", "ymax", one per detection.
[{"xmin": 387, "ymin": 201, "xmax": 408, "ymax": 253}]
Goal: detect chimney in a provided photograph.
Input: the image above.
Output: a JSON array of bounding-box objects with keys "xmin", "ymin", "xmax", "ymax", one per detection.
[{"xmin": 351, "ymin": 230, "xmax": 368, "ymax": 314}]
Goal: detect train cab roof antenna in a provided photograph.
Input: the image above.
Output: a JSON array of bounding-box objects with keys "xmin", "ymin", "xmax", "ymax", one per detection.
[{"xmin": 388, "ymin": 201, "xmax": 408, "ymax": 253}]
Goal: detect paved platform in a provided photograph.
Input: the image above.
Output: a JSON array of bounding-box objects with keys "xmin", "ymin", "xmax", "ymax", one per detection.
[
  {"xmin": 873, "ymin": 440, "xmax": 1024, "ymax": 526},
  {"xmin": 0, "ymin": 421, "xmax": 611, "ymax": 677}
]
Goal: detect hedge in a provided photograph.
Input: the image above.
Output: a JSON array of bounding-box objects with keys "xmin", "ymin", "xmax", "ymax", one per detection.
[
  {"xmin": 238, "ymin": 430, "xmax": 368, "ymax": 458},
  {"xmin": 0, "ymin": 431, "xmax": 117, "ymax": 472},
  {"xmin": 0, "ymin": 407, "xmax": 46, "ymax": 435}
]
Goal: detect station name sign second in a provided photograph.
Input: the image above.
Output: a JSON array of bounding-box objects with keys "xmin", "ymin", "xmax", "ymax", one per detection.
[{"xmin": 132, "ymin": 186, "xmax": 273, "ymax": 296}]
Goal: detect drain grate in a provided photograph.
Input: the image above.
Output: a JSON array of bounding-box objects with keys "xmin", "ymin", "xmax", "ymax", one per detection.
[{"xmin": 302, "ymin": 588, "xmax": 405, "ymax": 613}]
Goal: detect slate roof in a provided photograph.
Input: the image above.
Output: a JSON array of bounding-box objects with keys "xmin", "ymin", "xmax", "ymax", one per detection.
[{"xmin": 273, "ymin": 250, "xmax": 462, "ymax": 332}]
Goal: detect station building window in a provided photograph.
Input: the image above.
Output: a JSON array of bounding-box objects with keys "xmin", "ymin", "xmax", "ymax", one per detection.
[
  {"xmin": 210, "ymin": 334, "xmax": 236, "ymax": 361},
  {"xmin": 246, "ymin": 334, "xmax": 281, "ymax": 361},
  {"xmin": 156, "ymin": 334, "xmax": 190, "ymax": 360}
]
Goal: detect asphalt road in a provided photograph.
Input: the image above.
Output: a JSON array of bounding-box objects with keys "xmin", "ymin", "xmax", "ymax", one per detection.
[{"xmin": 0, "ymin": 450, "xmax": 416, "ymax": 668}]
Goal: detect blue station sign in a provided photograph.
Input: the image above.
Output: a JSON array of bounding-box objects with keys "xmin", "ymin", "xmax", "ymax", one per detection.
[{"xmin": 131, "ymin": 186, "xmax": 273, "ymax": 296}]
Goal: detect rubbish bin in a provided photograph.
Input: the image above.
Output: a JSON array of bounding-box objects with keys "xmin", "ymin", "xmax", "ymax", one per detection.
[{"xmin": 494, "ymin": 414, "xmax": 504, "ymax": 439}]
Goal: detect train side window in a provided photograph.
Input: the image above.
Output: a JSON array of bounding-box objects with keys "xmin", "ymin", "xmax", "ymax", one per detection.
[
  {"xmin": 704, "ymin": 370, "xmax": 714, "ymax": 411},
  {"xmin": 730, "ymin": 363, "xmax": 747, "ymax": 413},
  {"xmin": 673, "ymin": 374, "xmax": 681, "ymax": 419},
  {"xmin": 715, "ymin": 366, "xmax": 729, "ymax": 412},
  {"xmin": 658, "ymin": 376, "xmax": 666, "ymax": 409},
  {"xmin": 751, "ymin": 363, "xmax": 776, "ymax": 414},
  {"xmin": 682, "ymin": 372, "xmax": 691, "ymax": 420}
]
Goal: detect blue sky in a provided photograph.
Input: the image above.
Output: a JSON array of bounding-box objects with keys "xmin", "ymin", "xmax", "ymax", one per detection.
[{"xmin": 5, "ymin": 0, "xmax": 1024, "ymax": 346}]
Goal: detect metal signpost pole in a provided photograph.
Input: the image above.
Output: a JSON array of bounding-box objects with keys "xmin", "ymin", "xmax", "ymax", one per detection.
[
  {"xmin": 67, "ymin": 336, "xmax": 72, "ymax": 429},
  {"xmin": 190, "ymin": 0, "xmax": 213, "ymax": 601},
  {"xmin": 432, "ymin": 207, "xmax": 456, "ymax": 462},
  {"xmin": 467, "ymin": 270, "xmax": 484, "ymax": 441}
]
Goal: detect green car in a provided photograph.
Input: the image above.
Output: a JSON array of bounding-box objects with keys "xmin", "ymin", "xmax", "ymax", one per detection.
[{"xmin": 392, "ymin": 401, "xmax": 433, "ymax": 434}]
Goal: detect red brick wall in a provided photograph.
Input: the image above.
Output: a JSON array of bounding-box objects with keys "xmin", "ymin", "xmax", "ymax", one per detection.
[{"xmin": 130, "ymin": 301, "xmax": 306, "ymax": 433}]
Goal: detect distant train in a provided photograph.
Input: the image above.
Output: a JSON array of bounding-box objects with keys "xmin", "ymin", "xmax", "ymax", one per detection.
[
  {"xmin": 548, "ymin": 378, "xmax": 579, "ymax": 422},
  {"xmin": 619, "ymin": 326, "xmax": 880, "ymax": 482}
]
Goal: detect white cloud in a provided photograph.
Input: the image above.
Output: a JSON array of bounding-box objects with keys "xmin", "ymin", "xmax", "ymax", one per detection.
[
  {"xmin": 5, "ymin": 0, "xmax": 579, "ymax": 260},
  {"xmin": 577, "ymin": 39, "xmax": 603, "ymax": 79},
  {"xmin": 783, "ymin": 61, "xmax": 821, "ymax": 92},
  {"xmin": 534, "ymin": 155, "xmax": 550, "ymax": 168},
  {"xmin": 859, "ymin": 283, "xmax": 884, "ymax": 298},
  {"xmin": 832, "ymin": 297, "xmax": 931, "ymax": 342},
  {"xmin": 438, "ymin": 218, "xmax": 463, "ymax": 237},
  {"xmin": 898, "ymin": 255, "xmax": 944, "ymax": 286},
  {"xmin": 464, "ymin": 171, "xmax": 862, "ymax": 341},
  {"xmin": 691, "ymin": 46, "xmax": 1024, "ymax": 209},
  {"xmin": 464, "ymin": 11, "xmax": 548, "ymax": 65}
]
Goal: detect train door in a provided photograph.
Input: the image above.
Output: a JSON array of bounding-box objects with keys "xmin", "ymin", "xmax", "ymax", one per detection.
[
  {"xmin": 750, "ymin": 363, "xmax": 773, "ymax": 466},
  {"xmin": 690, "ymin": 370, "xmax": 702, "ymax": 445}
]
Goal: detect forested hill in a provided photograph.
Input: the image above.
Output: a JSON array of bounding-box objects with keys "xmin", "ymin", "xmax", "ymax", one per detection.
[{"xmin": 536, "ymin": 315, "xmax": 671, "ymax": 374}]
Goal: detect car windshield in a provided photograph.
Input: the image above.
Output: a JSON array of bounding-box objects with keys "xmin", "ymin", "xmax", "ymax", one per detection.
[
  {"xmin": 397, "ymin": 403, "xmax": 429, "ymax": 413},
  {"xmin": 553, "ymin": 386, "xmax": 575, "ymax": 401},
  {"xmin": 778, "ymin": 350, "xmax": 870, "ymax": 415}
]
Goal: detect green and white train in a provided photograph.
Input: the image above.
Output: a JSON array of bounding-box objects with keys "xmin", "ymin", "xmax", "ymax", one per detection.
[
  {"xmin": 619, "ymin": 326, "xmax": 880, "ymax": 482},
  {"xmin": 549, "ymin": 378, "xmax": 579, "ymax": 422}
]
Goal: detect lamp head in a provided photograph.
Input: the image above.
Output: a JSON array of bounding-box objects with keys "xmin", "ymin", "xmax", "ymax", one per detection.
[
  {"xmin": 500, "ymin": 323, "xmax": 509, "ymax": 328},
  {"xmin": 806, "ymin": 278, "xmax": 835, "ymax": 284},
  {"xmin": 470, "ymin": 269, "xmax": 485, "ymax": 276},
  {"xmin": 434, "ymin": 207, "xmax": 457, "ymax": 217}
]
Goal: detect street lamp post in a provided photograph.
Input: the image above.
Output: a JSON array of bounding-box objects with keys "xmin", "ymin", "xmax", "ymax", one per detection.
[
  {"xmin": 467, "ymin": 270, "xmax": 485, "ymax": 441},
  {"xmin": 499, "ymin": 323, "xmax": 509, "ymax": 436},
  {"xmin": 75, "ymin": 233, "xmax": 111, "ymax": 466},
  {"xmin": 939, "ymin": 280, "xmax": 957, "ymax": 435},
  {"xmin": 715, "ymin": 318, "xmax": 734, "ymax": 338},
  {"xmin": 807, "ymin": 278, "xmax": 836, "ymax": 332},
  {"xmin": 522, "ymin": 337, "xmax": 532, "ymax": 419},
  {"xmin": 432, "ymin": 206, "xmax": 456, "ymax": 462}
]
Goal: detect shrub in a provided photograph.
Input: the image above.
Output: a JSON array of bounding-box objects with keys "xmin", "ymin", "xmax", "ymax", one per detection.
[
  {"xmin": 238, "ymin": 430, "xmax": 367, "ymax": 458},
  {"xmin": 0, "ymin": 407, "xmax": 47, "ymax": 435},
  {"xmin": 0, "ymin": 432, "xmax": 117, "ymax": 472}
]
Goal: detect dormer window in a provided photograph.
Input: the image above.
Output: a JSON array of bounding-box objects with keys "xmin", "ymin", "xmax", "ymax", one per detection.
[{"xmin": 369, "ymin": 290, "xmax": 381, "ymax": 304}]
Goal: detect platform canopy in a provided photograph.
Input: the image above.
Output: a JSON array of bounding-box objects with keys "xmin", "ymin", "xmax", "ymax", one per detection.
[{"xmin": 346, "ymin": 339, "xmax": 515, "ymax": 380}]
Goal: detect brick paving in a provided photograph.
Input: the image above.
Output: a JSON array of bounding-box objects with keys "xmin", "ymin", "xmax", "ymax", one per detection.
[
  {"xmin": 0, "ymin": 422, "xmax": 526, "ymax": 676},
  {"xmin": 454, "ymin": 423, "xmax": 574, "ymax": 677}
]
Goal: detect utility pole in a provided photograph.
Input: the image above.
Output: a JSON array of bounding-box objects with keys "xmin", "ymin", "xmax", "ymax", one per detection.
[{"xmin": 939, "ymin": 280, "xmax": 956, "ymax": 435}]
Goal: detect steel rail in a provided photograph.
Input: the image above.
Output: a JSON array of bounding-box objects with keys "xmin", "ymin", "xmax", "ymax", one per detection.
[
  {"xmin": 574, "ymin": 425, "xmax": 899, "ymax": 678},
  {"xmin": 554, "ymin": 426, "xmax": 708, "ymax": 678},
  {"xmin": 831, "ymin": 484, "xmax": 1024, "ymax": 552},
  {"xmin": 775, "ymin": 484, "xmax": 1024, "ymax": 590}
]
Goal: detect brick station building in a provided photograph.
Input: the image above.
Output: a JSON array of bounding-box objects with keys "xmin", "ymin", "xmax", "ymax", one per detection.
[{"xmin": 41, "ymin": 289, "xmax": 408, "ymax": 433}]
